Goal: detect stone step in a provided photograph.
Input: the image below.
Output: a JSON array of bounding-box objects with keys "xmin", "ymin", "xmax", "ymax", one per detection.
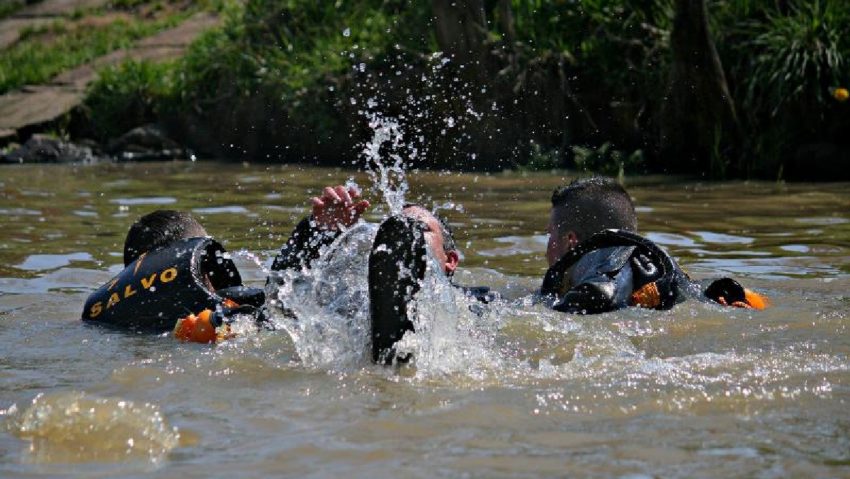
[
  {"xmin": 0, "ymin": 0, "xmax": 112, "ymax": 48},
  {"xmin": 11, "ymin": 0, "xmax": 110, "ymax": 18},
  {"xmin": 0, "ymin": 86, "xmax": 83, "ymax": 131},
  {"xmin": 0, "ymin": 11, "xmax": 219, "ymax": 141}
]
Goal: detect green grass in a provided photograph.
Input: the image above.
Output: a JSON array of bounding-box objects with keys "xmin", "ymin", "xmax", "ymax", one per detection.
[
  {"xmin": 0, "ymin": 0, "xmax": 37, "ymax": 20},
  {"xmin": 85, "ymin": 59, "xmax": 178, "ymax": 140},
  {"xmin": 74, "ymin": 0, "xmax": 850, "ymax": 177},
  {"xmin": 0, "ymin": 11, "xmax": 191, "ymax": 95}
]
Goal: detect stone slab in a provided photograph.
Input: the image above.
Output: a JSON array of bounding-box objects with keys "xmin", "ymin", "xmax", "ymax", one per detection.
[
  {"xmin": 0, "ymin": 17, "xmax": 55, "ymax": 49},
  {"xmin": 0, "ymin": 11, "xmax": 220, "ymax": 134},
  {"xmin": 0, "ymin": 86, "xmax": 82, "ymax": 130},
  {"xmin": 136, "ymin": 12, "xmax": 219, "ymax": 48},
  {"xmin": 0, "ymin": 128, "xmax": 17, "ymax": 144},
  {"xmin": 13, "ymin": 0, "xmax": 110, "ymax": 18}
]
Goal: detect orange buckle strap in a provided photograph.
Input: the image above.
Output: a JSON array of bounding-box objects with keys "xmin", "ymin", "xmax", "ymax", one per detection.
[
  {"xmin": 630, "ymin": 282, "xmax": 661, "ymax": 309},
  {"xmin": 743, "ymin": 289, "xmax": 769, "ymax": 310},
  {"xmin": 174, "ymin": 309, "xmax": 218, "ymax": 343},
  {"xmin": 174, "ymin": 298, "xmax": 241, "ymax": 344}
]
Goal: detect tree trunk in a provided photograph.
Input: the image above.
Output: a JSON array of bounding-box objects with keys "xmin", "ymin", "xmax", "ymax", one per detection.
[
  {"xmin": 431, "ymin": 0, "xmax": 488, "ymax": 76},
  {"xmin": 660, "ymin": 0, "xmax": 741, "ymax": 176},
  {"xmin": 495, "ymin": 0, "xmax": 516, "ymax": 45}
]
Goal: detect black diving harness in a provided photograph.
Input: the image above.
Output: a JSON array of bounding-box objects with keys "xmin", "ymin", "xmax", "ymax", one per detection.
[
  {"xmin": 540, "ymin": 229, "xmax": 754, "ymax": 313},
  {"xmin": 81, "ymin": 237, "xmax": 265, "ymax": 333}
]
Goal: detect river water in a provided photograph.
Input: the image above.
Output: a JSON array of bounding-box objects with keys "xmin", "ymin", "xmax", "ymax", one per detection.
[{"xmin": 0, "ymin": 162, "xmax": 848, "ymax": 478}]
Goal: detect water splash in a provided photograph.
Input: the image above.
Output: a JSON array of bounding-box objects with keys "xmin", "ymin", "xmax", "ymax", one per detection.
[
  {"xmin": 360, "ymin": 111, "xmax": 410, "ymax": 215},
  {"xmin": 230, "ymin": 248, "xmax": 270, "ymax": 275},
  {"xmin": 395, "ymin": 257, "xmax": 503, "ymax": 379},
  {"xmin": 268, "ymin": 223, "xmax": 377, "ymax": 368},
  {"xmin": 6, "ymin": 391, "xmax": 179, "ymax": 465},
  {"xmin": 354, "ymin": 53, "xmax": 483, "ymax": 213}
]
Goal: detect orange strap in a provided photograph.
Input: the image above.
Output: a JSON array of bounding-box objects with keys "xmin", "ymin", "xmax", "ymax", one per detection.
[
  {"xmin": 743, "ymin": 289, "xmax": 769, "ymax": 310},
  {"xmin": 630, "ymin": 282, "xmax": 661, "ymax": 309},
  {"xmin": 174, "ymin": 298, "xmax": 240, "ymax": 343},
  {"xmin": 174, "ymin": 309, "xmax": 217, "ymax": 343}
]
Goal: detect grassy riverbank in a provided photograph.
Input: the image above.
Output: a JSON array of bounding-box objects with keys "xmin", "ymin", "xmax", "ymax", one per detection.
[
  {"xmin": 13, "ymin": 0, "xmax": 850, "ymax": 179},
  {"xmin": 0, "ymin": 1, "xmax": 226, "ymax": 95}
]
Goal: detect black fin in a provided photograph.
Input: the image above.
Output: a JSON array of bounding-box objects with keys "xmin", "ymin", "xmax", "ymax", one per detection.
[
  {"xmin": 704, "ymin": 277, "xmax": 746, "ymax": 304},
  {"xmin": 368, "ymin": 215, "xmax": 427, "ymax": 364}
]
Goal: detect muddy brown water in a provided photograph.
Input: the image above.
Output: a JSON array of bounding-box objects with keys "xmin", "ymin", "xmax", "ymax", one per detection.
[{"xmin": 0, "ymin": 162, "xmax": 848, "ymax": 477}]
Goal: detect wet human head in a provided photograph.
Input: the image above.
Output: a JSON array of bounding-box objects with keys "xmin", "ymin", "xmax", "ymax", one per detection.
[
  {"xmin": 546, "ymin": 177, "xmax": 637, "ymax": 266},
  {"xmin": 402, "ymin": 204, "xmax": 459, "ymax": 275},
  {"xmin": 123, "ymin": 210, "xmax": 208, "ymax": 266}
]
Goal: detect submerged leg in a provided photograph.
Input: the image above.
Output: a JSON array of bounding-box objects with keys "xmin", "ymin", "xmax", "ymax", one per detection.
[{"xmin": 368, "ymin": 215, "xmax": 427, "ymax": 364}]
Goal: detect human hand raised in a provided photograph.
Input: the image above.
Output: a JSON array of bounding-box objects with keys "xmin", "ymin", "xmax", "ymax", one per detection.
[{"xmin": 311, "ymin": 185, "xmax": 370, "ymax": 231}]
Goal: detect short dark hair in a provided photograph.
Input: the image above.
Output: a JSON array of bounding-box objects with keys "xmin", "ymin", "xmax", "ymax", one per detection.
[
  {"xmin": 550, "ymin": 177, "xmax": 637, "ymax": 241},
  {"xmin": 123, "ymin": 210, "xmax": 207, "ymax": 265},
  {"xmin": 403, "ymin": 203, "xmax": 457, "ymax": 253}
]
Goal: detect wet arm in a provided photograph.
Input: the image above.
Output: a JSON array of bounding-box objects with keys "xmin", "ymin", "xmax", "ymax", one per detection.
[{"xmin": 270, "ymin": 216, "xmax": 341, "ymax": 272}]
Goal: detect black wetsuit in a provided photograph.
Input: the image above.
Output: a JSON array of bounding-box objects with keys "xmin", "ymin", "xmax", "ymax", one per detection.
[
  {"xmin": 540, "ymin": 229, "xmax": 756, "ymax": 314},
  {"xmin": 82, "ymin": 237, "xmax": 265, "ymax": 332},
  {"xmin": 269, "ymin": 216, "xmax": 495, "ymax": 303},
  {"xmin": 270, "ymin": 215, "xmax": 493, "ymax": 363},
  {"xmin": 270, "ymin": 217, "xmax": 341, "ymax": 274}
]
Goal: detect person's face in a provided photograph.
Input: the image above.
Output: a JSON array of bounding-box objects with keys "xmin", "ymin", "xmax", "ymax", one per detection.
[
  {"xmin": 402, "ymin": 206, "xmax": 459, "ymax": 275},
  {"xmin": 546, "ymin": 208, "xmax": 576, "ymax": 267}
]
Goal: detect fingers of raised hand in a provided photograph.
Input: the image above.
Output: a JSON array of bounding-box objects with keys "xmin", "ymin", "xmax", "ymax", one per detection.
[
  {"xmin": 313, "ymin": 186, "xmax": 369, "ymax": 229},
  {"xmin": 334, "ymin": 185, "xmax": 352, "ymax": 204},
  {"xmin": 323, "ymin": 186, "xmax": 342, "ymax": 203},
  {"xmin": 352, "ymin": 200, "xmax": 370, "ymax": 215},
  {"xmin": 348, "ymin": 185, "xmax": 362, "ymax": 200}
]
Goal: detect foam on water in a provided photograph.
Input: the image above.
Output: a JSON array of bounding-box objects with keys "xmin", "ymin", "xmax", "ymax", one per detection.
[{"xmin": 5, "ymin": 391, "xmax": 179, "ymax": 466}]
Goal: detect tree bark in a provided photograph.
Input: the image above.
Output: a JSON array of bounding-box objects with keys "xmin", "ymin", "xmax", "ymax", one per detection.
[
  {"xmin": 431, "ymin": 0, "xmax": 488, "ymax": 75},
  {"xmin": 495, "ymin": 0, "xmax": 516, "ymax": 45},
  {"xmin": 660, "ymin": 0, "xmax": 741, "ymax": 176}
]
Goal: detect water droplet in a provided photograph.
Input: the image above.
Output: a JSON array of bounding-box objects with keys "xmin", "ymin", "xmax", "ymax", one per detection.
[{"xmin": 342, "ymin": 27, "xmax": 351, "ymax": 37}]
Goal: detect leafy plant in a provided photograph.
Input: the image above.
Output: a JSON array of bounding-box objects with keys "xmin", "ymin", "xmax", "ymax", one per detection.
[
  {"xmin": 0, "ymin": 0, "xmax": 33, "ymax": 19},
  {"xmin": 517, "ymin": 142, "xmax": 563, "ymax": 171},
  {"xmin": 572, "ymin": 142, "xmax": 644, "ymax": 178},
  {"xmin": 85, "ymin": 60, "xmax": 178, "ymax": 140},
  {"xmin": 742, "ymin": 0, "xmax": 847, "ymax": 117},
  {"xmin": 723, "ymin": 0, "xmax": 850, "ymax": 174}
]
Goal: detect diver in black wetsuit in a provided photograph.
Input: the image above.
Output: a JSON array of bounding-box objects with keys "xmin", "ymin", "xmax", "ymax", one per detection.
[
  {"xmin": 81, "ymin": 210, "xmax": 265, "ymax": 342},
  {"xmin": 269, "ymin": 185, "xmax": 460, "ymax": 276},
  {"xmin": 268, "ymin": 184, "xmax": 492, "ymax": 363},
  {"xmin": 539, "ymin": 177, "xmax": 768, "ymax": 313}
]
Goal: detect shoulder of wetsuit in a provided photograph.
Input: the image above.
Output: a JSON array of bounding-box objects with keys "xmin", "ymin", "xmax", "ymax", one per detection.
[
  {"xmin": 81, "ymin": 237, "xmax": 245, "ymax": 332},
  {"xmin": 569, "ymin": 246, "xmax": 636, "ymax": 283},
  {"xmin": 552, "ymin": 280, "xmax": 618, "ymax": 314},
  {"xmin": 541, "ymin": 229, "xmax": 686, "ymax": 311},
  {"xmin": 368, "ymin": 215, "xmax": 427, "ymax": 364},
  {"xmin": 270, "ymin": 216, "xmax": 343, "ymax": 273}
]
